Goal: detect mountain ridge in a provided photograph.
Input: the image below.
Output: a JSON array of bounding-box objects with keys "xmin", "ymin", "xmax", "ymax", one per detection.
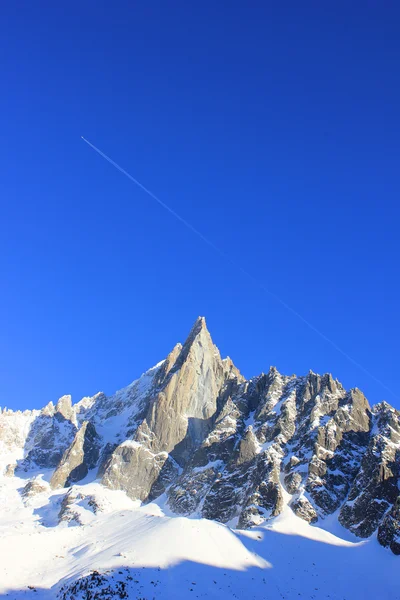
[{"xmin": 1, "ymin": 316, "xmax": 399, "ymax": 556}]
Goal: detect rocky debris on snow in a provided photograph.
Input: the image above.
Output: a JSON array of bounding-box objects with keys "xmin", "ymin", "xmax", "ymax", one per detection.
[
  {"xmin": 4, "ymin": 463, "xmax": 16, "ymax": 477},
  {"xmin": 58, "ymin": 570, "xmax": 130, "ymax": 599},
  {"xmin": 21, "ymin": 476, "xmax": 50, "ymax": 500},
  {"xmin": 58, "ymin": 487, "xmax": 100, "ymax": 525}
]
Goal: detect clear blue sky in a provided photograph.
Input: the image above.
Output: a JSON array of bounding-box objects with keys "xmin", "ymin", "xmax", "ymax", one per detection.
[{"xmin": 1, "ymin": 1, "xmax": 399, "ymax": 411}]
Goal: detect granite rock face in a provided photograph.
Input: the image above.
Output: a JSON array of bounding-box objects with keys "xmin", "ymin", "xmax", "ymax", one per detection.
[
  {"xmin": 0, "ymin": 402, "xmax": 76, "ymax": 472},
  {"xmin": 51, "ymin": 421, "xmax": 101, "ymax": 489},
  {"xmin": 377, "ymin": 495, "xmax": 400, "ymax": 555},
  {"xmin": 338, "ymin": 402, "xmax": 400, "ymax": 537},
  {"xmin": 18, "ymin": 408, "xmax": 78, "ymax": 471},
  {"xmin": 1, "ymin": 317, "xmax": 400, "ymax": 554},
  {"xmin": 101, "ymin": 317, "xmax": 243, "ymax": 501}
]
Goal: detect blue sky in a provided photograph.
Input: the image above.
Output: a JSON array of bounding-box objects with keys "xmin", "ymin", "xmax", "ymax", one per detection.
[{"xmin": 1, "ymin": 1, "xmax": 399, "ymax": 411}]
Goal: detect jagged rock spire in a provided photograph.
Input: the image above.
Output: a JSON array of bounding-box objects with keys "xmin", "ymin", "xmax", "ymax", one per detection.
[{"xmin": 101, "ymin": 316, "xmax": 243, "ymax": 500}]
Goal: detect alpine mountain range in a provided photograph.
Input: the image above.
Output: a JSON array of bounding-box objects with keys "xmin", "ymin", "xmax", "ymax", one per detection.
[{"xmin": 1, "ymin": 316, "xmax": 399, "ymax": 557}]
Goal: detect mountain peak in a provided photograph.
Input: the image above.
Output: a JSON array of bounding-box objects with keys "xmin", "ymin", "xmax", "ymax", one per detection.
[
  {"xmin": 190, "ymin": 315, "xmax": 207, "ymax": 334},
  {"xmin": 3, "ymin": 316, "xmax": 400, "ymax": 562},
  {"xmin": 175, "ymin": 316, "xmax": 213, "ymax": 363}
]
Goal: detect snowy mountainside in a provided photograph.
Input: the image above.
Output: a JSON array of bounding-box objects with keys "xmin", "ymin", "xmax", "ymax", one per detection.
[
  {"xmin": 0, "ymin": 475, "xmax": 398, "ymax": 599},
  {"xmin": 0, "ymin": 361, "xmax": 163, "ymax": 473},
  {"xmin": 0, "ymin": 316, "xmax": 399, "ymax": 598}
]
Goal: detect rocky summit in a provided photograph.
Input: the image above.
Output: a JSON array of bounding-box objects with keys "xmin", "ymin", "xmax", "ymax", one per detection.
[{"xmin": 1, "ymin": 316, "xmax": 399, "ymax": 555}]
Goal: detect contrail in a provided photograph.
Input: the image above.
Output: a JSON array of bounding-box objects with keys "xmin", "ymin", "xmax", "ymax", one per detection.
[{"xmin": 81, "ymin": 135, "xmax": 397, "ymax": 401}]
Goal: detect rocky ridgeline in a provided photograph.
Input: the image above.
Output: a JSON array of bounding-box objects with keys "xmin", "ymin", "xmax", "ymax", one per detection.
[{"xmin": 1, "ymin": 317, "xmax": 399, "ymax": 554}]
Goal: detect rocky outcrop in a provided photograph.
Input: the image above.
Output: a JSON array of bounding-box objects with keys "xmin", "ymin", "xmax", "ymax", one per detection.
[
  {"xmin": 339, "ymin": 402, "xmax": 400, "ymax": 537},
  {"xmin": 58, "ymin": 487, "xmax": 100, "ymax": 525},
  {"xmin": 18, "ymin": 404, "xmax": 78, "ymax": 470},
  {"xmin": 55, "ymin": 395, "xmax": 76, "ymax": 424},
  {"xmin": 102, "ymin": 441, "xmax": 171, "ymax": 501},
  {"xmin": 291, "ymin": 496, "xmax": 318, "ymax": 523},
  {"xmin": 378, "ymin": 496, "xmax": 400, "ymax": 555},
  {"xmin": 303, "ymin": 388, "xmax": 372, "ymax": 516},
  {"xmin": 4, "ymin": 463, "xmax": 16, "ymax": 477},
  {"xmin": 21, "ymin": 476, "xmax": 50, "ymax": 499},
  {"xmin": 50, "ymin": 421, "xmax": 100, "ymax": 489}
]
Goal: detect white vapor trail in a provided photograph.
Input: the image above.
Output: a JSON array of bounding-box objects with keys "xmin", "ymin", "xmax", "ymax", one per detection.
[{"xmin": 81, "ymin": 135, "xmax": 397, "ymax": 401}]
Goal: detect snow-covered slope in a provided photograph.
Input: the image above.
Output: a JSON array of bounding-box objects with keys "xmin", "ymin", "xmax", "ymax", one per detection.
[
  {"xmin": 0, "ymin": 316, "xmax": 399, "ymax": 598},
  {"xmin": 0, "ymin": 473, "xmax": 398, "ymax": 599}
]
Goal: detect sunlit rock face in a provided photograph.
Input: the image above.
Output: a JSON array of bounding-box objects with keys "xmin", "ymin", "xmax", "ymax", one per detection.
[{"xmin": 102, "ymin": 317, "xmax": 244, "ymax": 501}]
